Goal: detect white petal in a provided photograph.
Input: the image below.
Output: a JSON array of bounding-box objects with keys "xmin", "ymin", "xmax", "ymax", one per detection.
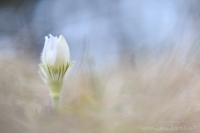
[
  {"xmin": 51, "ymin": 35, "xmax": 70, "ymax": 66},
  {"xmin": 42, "ymin": 34, "xmax": 59, "ymax": 65},
  {"xmin": 41, "ymin": 36, "xmax": 49, "ymax": 64}
]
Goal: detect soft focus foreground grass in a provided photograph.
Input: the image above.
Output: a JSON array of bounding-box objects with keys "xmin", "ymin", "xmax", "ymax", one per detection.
[{"xmin": 0, "ymin": 55, "xmax": 200, "ymax": 133}]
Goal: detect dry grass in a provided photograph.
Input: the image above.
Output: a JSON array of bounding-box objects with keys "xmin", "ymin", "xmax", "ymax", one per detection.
[{"xmin": 0, "ymin": 54, "xmax": 200, "ymax": 133}]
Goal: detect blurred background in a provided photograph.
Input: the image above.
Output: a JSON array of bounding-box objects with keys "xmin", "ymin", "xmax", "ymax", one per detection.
[{"xmin": 1, "ymin": 0, "xmax": 200, "ymax": 133}]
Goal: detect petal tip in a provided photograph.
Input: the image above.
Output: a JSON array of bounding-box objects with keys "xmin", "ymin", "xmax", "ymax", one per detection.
[
  {"xmin": 58, "ymin": 35, "xmax": 67, "ymax": 43},
  {"xmin": 45, "ymin": 36, "xmax": 48, "ymax": 41},
  {"xmin": 59, "ymin": 35, "xmax": 64, "ymax": 39}
]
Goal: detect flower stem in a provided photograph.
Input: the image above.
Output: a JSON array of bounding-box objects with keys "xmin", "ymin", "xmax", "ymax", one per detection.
[{"xmin": 49, "ymin": 82, "xmax": 62, "ymax": 108}]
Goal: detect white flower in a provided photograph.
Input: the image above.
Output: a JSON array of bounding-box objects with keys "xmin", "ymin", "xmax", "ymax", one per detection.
[
  {"xmin": 41, "ymin": 34, "xmax": 70, "ymax": 67},
  {"xmin": 39, "ymin": 34, "xmax": 74, "ymax": 84},
  {"xmin": 39, "ymin": 34, "xmax": 74, "ymax": 107}
]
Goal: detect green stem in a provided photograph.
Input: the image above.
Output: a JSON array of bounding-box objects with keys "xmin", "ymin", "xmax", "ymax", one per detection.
[{"xmin": 49, "ymin": 82, "xmax": 62, "ymax": 108}]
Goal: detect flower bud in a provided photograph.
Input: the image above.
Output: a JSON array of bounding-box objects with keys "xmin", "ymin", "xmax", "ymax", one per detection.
[
  {"xmin": 39, "ymin": 34, "xmax": 73, "ymax": 84},
  {"xmin": 41, "ymin": 34, "xmax": 70, "ymax": 67},
  {"xmin": 39, "ymin": 34, "xmax": 74, "ymax": 108}
]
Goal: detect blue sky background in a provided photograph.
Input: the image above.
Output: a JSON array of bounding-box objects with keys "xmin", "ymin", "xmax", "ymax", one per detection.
[{"xmin": 0, "ymin": 0, "xmax": 199, "ymax": 69}]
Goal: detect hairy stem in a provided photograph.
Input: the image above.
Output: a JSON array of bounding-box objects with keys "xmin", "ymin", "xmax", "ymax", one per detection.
[{"xmin": 49, "ymin": 82, "xmax": 62, "ymax": 108}]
